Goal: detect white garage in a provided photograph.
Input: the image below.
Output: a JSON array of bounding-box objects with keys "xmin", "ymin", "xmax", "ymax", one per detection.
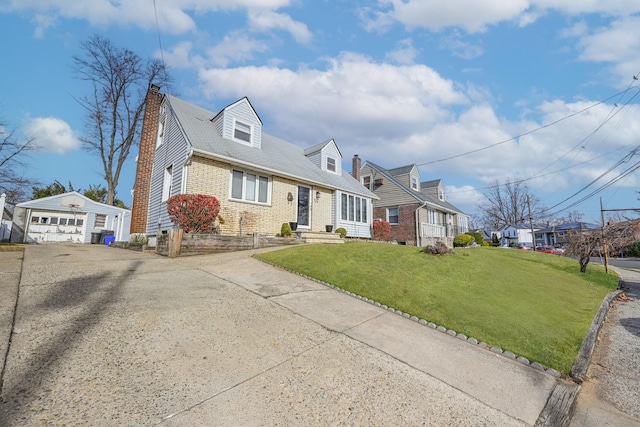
[{"xmin": 10, "ymin": 192, "xmax": 130, "ymax": 244}]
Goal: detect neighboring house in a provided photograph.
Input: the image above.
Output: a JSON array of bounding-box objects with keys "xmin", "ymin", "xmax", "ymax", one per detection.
[
  {"xmin": 475, "ymin": 229, "xmax": 500, "ymax": 244},
  {"xmin": 130, "ymin": 87, "xmax": 378, "ymax": 238},
  {"xmin": 536, "ymin": 222, "xmax": 600, "ymax": 246},
  {"xmin": 0, "ymin": 193, "xmax": 12, "ymax": 241},
  {"xmin": 499, "ymin": 223, "xmax": 542, "ymax": 248},
  {"xmin": 357, "ymin": 161, "xmax": 469, "ymax": 247},
  {"xmin": 10, "ymin": 191, "xmax": 131, "ymax": 244}
]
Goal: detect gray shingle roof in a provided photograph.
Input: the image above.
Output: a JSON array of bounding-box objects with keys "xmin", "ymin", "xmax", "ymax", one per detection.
[
  {"xmin": 366, "ymin": 161, "xmax": 466, "ymax": 215},
  {"xmin": 167, "ymin": 95, "xmax": 377, "ymax": 199}
]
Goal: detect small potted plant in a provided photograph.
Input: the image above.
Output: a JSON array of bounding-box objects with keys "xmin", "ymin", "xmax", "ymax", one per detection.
[{"xmin": 281, "ymin": 222, "xmax": 292, "ymax": 238}]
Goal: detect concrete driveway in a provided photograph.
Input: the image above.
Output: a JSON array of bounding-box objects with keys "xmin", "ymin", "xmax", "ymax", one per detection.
[{"xmin": 0, "ymin": 244, "xmax": 561, "ymax": 426}]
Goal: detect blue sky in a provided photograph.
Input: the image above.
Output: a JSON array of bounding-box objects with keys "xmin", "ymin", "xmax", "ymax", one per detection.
[{"xmin": 1, "ymin": 0, "xmax": 640, "ymax": 224}]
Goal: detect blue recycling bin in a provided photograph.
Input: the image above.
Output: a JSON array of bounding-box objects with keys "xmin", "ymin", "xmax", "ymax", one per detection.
[{"xmin": 104, "ymin": 235, "xmax": 115, "ymax": 246}]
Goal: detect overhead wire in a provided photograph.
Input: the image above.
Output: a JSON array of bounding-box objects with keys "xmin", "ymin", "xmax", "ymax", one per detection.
[{"xmin": 416, "ymin": 89, "xmax": 632, "ymax": 167}]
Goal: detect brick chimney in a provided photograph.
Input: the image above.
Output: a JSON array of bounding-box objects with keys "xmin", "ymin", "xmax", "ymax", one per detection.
[
  {"xmin": 130, "ymin": 84, "xmax": 162, "ymax": 234},
  {"xmin": 352, "ymin": 154, "xmax": 361, "ymax": 182}
]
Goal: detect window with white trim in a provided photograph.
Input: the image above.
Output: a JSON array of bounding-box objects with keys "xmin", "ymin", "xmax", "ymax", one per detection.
[
  {"xmin": 340, "ymin": 193, "xmax": 368, "ymax": 224},
  {"xmin": 387, "ymin": 207, "xmax": 399, "ymax": 224},
  {"xmin": 162, "ymin": 165, "xmax": 173, "ymax": 202},
  {"xmin": 95, "ymin": 214, "xmax": 106, "ymax": 228},
  {"xmin": 427, "ymin": 209, "xmax": 436, "ymax": 224},
  {"xmin": 411, "ymin": 177, "xmax": 418, "ymax": 190},
  {"xmin": 326, "ymin": 157, "xmax": 336, "ymax": 172},
  {"xmin": 230, "ymin": 169, "xmax": 270, "ymax": 203},
  {"xmin": 233, "ymin": 120, "xmax": 252, "ymax": 143}
]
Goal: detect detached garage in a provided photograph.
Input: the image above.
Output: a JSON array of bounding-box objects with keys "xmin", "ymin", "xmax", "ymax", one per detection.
[{"xmin": 10, "ymin": 192, "xmax": 130, "ymax": 244}]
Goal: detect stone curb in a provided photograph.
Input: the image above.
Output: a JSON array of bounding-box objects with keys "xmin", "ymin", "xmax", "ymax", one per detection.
[{"xmin": 253, "ymin": 255, "xmax": 563, "ymax": 378}]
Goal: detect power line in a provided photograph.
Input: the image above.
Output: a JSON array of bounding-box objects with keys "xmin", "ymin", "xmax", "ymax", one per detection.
[
  {"xmin": 417, "ymin": 89, "xmax": 632, "ymax": 167},
  {"xmin": 153, "ymin": 0, "xmax": 166, "ymax": 68}
]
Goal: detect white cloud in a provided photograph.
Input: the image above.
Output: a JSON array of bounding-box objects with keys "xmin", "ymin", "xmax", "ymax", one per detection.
[
  {"xmin": 438, "ymin": 32, "xmax": 484, "ymax": 59},
  {"xmin": 248, "ymin": 10, "xmax": 312, "ymax": 44},
  {"xmin": 364, "ymin": 0, "xmax": 640, "ymax": 33},
  {"xmin": 385, "ymin": 38, "xmax": 419, "ymax": 65},
  {"xmin": 8, "ymin": 0, "xmax": 294, "ymax": 36},
  {"xmin": 445, "ymin": 184, "xmax": 486, "ymax": 214},
  {"xmin": 205, "ymin": 32, "xmax": 270, "ymax": 67},
  {"xmin": 368, "ymin": 0, "xmax": 530, "ymax": 33},
  {"xmin": 25, "ymin": 117, "xmax": 81, "ymax": 154},
  {"xmin": 198, "ymin": 52, "xmax": 468, "ymax": 146},
  {"xmin": 573, "ymin": 16, "xmax": 640, "ymax": 85}
]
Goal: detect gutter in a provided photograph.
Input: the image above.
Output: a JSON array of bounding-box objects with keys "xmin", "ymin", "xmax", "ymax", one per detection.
[
  {"xmin": 190, "ymin": 147, "xmax": 379, "ymax": 200},
  {"xmin": 415, "ymin": 201, "xmax": 428, "ymax": 247}
]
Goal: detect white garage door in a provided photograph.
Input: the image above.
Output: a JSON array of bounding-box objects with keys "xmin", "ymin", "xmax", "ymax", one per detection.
[{"xmin": 27, "ymin": 210, "xmax": 87, "ymax": 243}]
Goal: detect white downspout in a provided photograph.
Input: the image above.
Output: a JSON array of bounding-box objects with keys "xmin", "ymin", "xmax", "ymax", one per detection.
[{"xmin": 415, "ymin": 201, "xmax": 428, "ymax": 247}]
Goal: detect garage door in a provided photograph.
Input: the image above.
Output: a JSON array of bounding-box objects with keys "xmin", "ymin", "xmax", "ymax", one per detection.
[{"xmin": 28, "ymin": 210, "xmax": 87, "ymax": 243}]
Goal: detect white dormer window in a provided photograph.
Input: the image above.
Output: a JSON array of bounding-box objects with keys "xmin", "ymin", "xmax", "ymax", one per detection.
[
  {"xmin": 411, "ymin": 177, "xmax": 418, "ymax": 190},
  {"xmin": 438, "ymin": 190, "xmax": 444, "ymax": 201},
  {"xmin": 233, "ymin": 120, "xmax": 252, "ymax": 144},
  {"xmin": 327, "ymin": 157, "xmax": 336, "ymax": 172}
]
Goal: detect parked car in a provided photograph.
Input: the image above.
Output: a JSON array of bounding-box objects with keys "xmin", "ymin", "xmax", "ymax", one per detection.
[
  {"xmin": 536, "ymin": 245, "xmax": 564, "ymax": 255},
  {"xmin": 518, "ymin": 244, "xmax": 532, "ymax": 250}
]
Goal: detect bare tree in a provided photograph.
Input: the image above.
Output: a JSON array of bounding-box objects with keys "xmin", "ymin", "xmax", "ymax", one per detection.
[
  {"xmin": 479, "ymin": 178, "xmax": 545, "ymax": 229},
  {"xmin": 0, "ymin": 122, "xmax": 36, "ymax": 203},
  {"xmin": 73, "ymin": 35, "xmax": 171, "ymax": 205},
  {"xmin": 565, "ymin": 220, "xmax": 640, "ymax": 273}
]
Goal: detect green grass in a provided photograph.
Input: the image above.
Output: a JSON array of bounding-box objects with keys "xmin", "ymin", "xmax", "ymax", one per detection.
[
  {"xmin": 0, "ymin": 243, "xmax": 26, "ymax": 252},
  {"xmin": 256, "ymin": 242, "xmax": 618, "ymax": 373}
]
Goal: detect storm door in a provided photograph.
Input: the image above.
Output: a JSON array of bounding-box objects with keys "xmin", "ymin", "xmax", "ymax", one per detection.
[{"xmin": 297, "ymin": 186, "xmax": 310, "ymax": 227}]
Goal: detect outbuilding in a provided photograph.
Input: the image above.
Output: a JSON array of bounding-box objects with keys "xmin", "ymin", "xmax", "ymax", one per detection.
[{"xmin": 10, "ymin": 192, "xmax": 130, "ymax": 244}]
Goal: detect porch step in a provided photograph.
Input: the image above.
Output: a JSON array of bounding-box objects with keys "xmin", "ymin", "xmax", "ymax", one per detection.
[{"xmin": 297, "ymin": 231, "xmax": 344, "ymax": 244}]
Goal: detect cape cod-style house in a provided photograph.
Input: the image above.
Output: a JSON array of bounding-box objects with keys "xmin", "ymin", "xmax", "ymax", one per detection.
[
  {"xmin": 356, "ymin": 160, "xmax": 469, "ymax": 247},
  {"xmin": 130, "ymin": 86, "xmax": 378, "ymax": 238}
]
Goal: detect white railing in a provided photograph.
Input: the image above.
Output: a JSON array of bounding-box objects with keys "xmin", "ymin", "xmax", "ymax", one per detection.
[{"xmin": 422, "ymin": 223, "xmax": 446, "ymax": 238}]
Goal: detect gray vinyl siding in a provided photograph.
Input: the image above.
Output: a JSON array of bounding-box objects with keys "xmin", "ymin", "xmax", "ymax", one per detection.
[
  {"xmin": 212, "ymin": 114, "xmax": 224, "ymax": 135},
  {"xmin": 221, "ymin": 102, "xmax": 262, "ymax": 149},
  {"xmin": 362, "ymin": 164, "xmax": 416, "ymax": 208},
  {"xmin": 146, "ymin": 102, "xmax": 190, "ymax": 234},
  {"xmin": 321, "ymin": 143, "xmax": 342, "ymax": 175},
  {"xmin": 307, "ymin": 152, "xmax": 321, "ymax": 168}
]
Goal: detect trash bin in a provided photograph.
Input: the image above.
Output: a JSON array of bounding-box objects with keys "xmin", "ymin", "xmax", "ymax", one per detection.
[
  {"xmin": 100, "ymin": 230, "xmax": 114, "ymax": 244},
  {"xmin": 104, "ymin": 235, "xmax": 115, "ymax": 246},
  {"xmin": 91, "ymin": 232, "xmax": 101, "ymax": 244}
]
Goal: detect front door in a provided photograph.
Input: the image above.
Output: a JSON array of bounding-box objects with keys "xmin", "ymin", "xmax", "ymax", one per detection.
[{"xmin": 297, "ymin": 186, "xmax": 310, "ymax": 227}]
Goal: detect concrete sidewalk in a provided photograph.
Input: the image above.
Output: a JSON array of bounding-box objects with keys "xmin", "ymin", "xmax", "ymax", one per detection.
[
  {"xmin": 570, "ymin": 267, "xmax": 640, "ymax": 427},
  {"xmin": 0, "ymin": 244, "xmax": 560, "ymax": 426}
]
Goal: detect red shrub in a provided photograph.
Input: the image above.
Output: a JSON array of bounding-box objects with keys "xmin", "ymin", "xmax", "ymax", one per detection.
[
  {"xmin": 166, "ymin": 194, "xmax": 221, "ymax": 233},
  {"xmin": 373, "ymin": 220, "xmax": 391, "ymax": 241}
]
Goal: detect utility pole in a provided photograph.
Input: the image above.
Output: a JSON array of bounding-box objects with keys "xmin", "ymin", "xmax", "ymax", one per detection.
[
  {"xmin": 600, "ymin": 197, "xmax": 609, "ymax": 273},
  {"xmin": 527, "ymin": 195, "xmax": 536, "ymax": 249}
]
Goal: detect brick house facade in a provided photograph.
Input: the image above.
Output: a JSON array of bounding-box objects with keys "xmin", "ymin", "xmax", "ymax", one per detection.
[
  {"xmin": 131, "ymin": 89, "xmax": 377, "ymax": 237},
  {"xmin": 361, "ymin": 161, "xmax": 469, "ymax": 247}
]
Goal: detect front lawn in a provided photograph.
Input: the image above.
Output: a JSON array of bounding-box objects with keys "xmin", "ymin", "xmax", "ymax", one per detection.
[{"xmin": 256, "ymin": 243, "xmax": 618, "ymax": 373}]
